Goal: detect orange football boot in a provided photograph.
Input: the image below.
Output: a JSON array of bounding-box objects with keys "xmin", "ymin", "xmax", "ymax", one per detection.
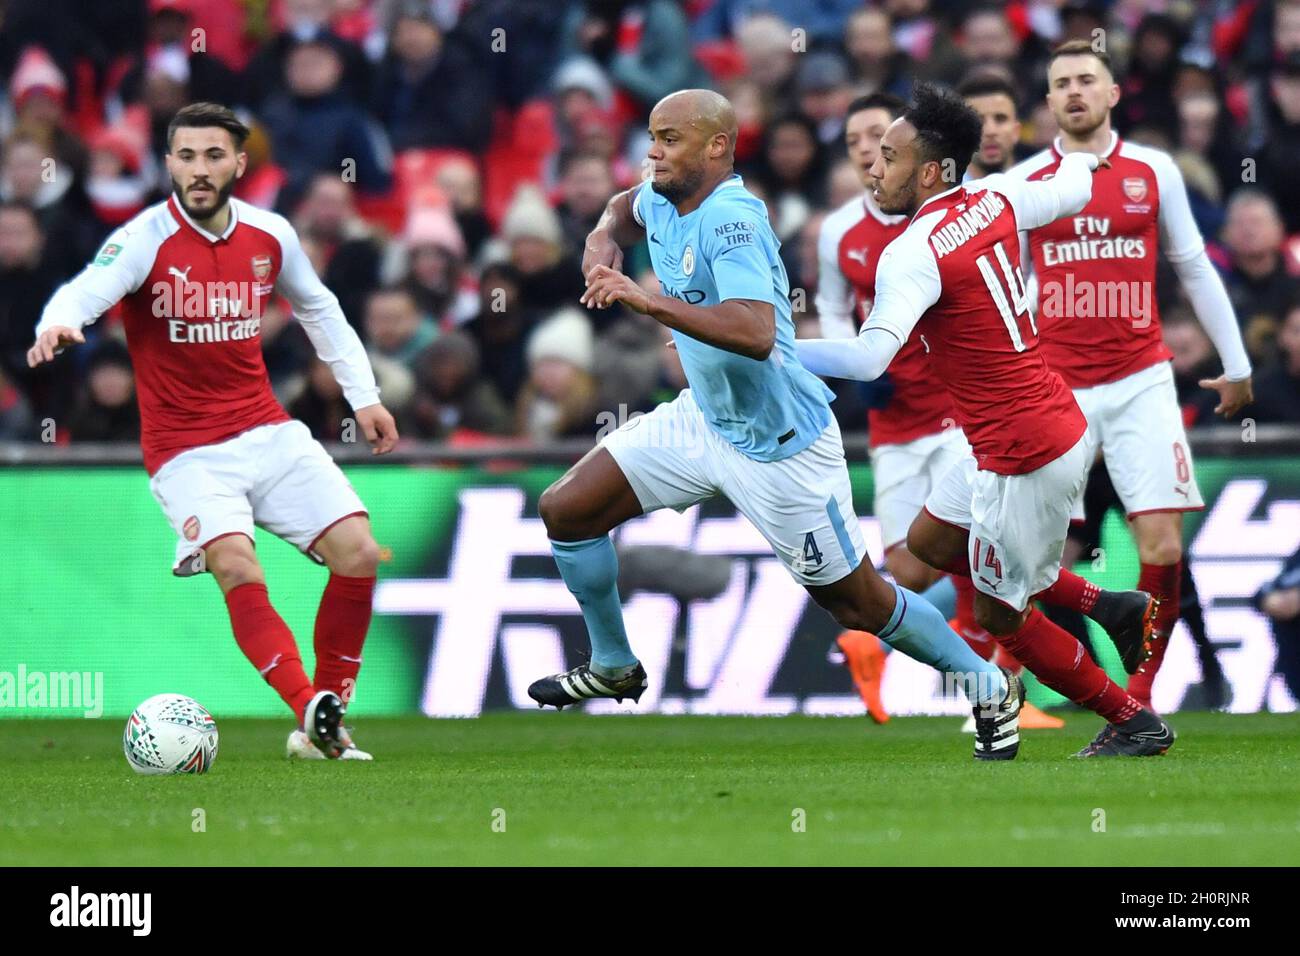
[{"xmin": 836, "ymin": 630, "xmax": 889, "ymax": 723}]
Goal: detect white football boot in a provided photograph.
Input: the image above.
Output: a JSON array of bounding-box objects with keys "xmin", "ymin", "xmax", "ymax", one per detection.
[{"xmin": 286, "ymin": 727, "xmax": 373, "ymax": 761}]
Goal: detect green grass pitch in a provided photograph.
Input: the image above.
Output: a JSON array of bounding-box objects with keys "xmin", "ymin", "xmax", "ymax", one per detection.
[{"xmin": 3, "ymin": 712, "xmax": 1298, "ymax": 866}]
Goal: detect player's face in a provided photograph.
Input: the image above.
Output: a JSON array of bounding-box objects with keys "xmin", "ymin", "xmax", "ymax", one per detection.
[
  {"xmin": 645, "ymin": 108, "xmax": 714, "ymax": 205},
  {"xmin": 869, "ymin": 119, "xmax": 922, "ymax": 216},
  {"xmin": 844, "ymin": 107, "xmax": 895, "ymax": 188},
  {"xmin": 166, "ymin": 126, "xmax": 246, "ymax": 222},
  {"xmin": 965, "ymin": 93, "xmax": 1020, "ymax": 172},
  {"xmin": 1046, "ymin": 54, "xmax": 1119, "ymax": 138}
]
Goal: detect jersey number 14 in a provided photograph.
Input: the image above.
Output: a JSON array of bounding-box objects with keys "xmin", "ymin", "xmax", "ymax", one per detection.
[{"xmin": 976, "ymin": 240, "xmax": 1036, "ymax": 352}]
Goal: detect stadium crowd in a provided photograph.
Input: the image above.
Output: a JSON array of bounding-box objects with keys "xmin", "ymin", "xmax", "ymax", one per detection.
[{"xmin": 2, "ymin": 0, "xmax": 1299, "ymax": 446}]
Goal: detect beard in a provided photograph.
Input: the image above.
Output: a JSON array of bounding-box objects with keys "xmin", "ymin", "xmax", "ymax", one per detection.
[
  {"xmin": 172, "ymin": 174, "xmax": 236, "ymax": 222},
  {"xmin": 650, "ymin": 162, "xmax": 707, "ymax": 205},
  {"xmin": 876, "ymin": 175, "xmax": 918, "ymax": 216}
]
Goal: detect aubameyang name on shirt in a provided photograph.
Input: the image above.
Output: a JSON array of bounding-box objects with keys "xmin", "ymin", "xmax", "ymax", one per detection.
[
  {"xmin": 929, "ymin": 191, "xmax": 1006, "ymax": 258},
  {"xmin": 1040, "ymin": 215, "xmax": 1147, "ymax": 267}
]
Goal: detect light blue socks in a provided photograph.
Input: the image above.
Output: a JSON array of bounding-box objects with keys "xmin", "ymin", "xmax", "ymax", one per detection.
[
  {"xmin": 550, "ymin": 537, "xmax": 638, "ymax": 676},
  {"xmin": 876, "ymin": 583, "xmax": 1005, "ymax": 707}
]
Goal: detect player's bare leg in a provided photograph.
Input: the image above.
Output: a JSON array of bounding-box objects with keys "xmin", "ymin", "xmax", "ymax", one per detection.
[
  {"xmin": 1125, "ymin": 511, "xmax": 1185, "ymax": 709},
  {"xmin": 806, "ymin": 556, "xmax": 1023, "ymax": 759},
  {"xmin": 909, "ymin": 512, "xmax": 1174, "ymax": 756},
  {"xmin": 287, "ymin": 514, "xmax": 382, "ymax": 760},
  {"xmin": 528, "ymin": 446, "xmax": 649, "ymax": 709},
  {"xmin": 205, "ymin": 535, "xmax": 344, "ymax": 754}
]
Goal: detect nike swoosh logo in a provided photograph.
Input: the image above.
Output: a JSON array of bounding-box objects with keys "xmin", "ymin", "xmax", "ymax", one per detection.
[{"xmin": 649, "ymin": 232, "xmax": 661, "ymax": 244}]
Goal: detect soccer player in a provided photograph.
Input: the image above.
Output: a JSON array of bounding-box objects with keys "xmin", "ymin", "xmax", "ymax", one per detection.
[
  {"xmin": 960, "ymin": 74, "xmax": 1022, "ymax": 180},
  {"xmin": 818, "ymin": 91, "xmax": 1043, "ymax": 726},
  {"xmin": 795, "ymin": 84, "xmax": 1175, "ymax": 757},
  {"xmin": 28, "ymin": 103, "xmax": 397, "ymax": 760},
  {"xmin": 1007, "ymin": 41, "xmax": 1254, "ymax": 709},
  {"xmin": 530, "ymin": 89, "xmax": 1028, "ymax": 761}
]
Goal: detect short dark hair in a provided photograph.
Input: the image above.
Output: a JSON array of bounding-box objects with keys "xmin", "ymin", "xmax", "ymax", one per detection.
[
  {"xmin": 166, "ymin": 102, "xmax": 250, "ymax": 152},
  {"xmin": 845, "ymin": 91, "xmax": 907, "ymax": 125},
  {"xmin": 901, "ymin": 82, "xmax": 982, "ymax": 181},
  {"xmin": 956, "ymin": 74, "xmax": 1020, "ymax": 112},
  {"xmin": 1049, "ymin": 39, "xmax": 1113, "ymax": 78}
]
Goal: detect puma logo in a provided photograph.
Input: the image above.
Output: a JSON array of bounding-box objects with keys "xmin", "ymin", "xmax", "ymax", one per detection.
[
  {"xmin": 168, "ymin": 265, "xmax": 192, "ymax": 283},
  {"xmin": 1174, "ymin": 486, "xmax": 1190, "ymax": 500},
  {"xmin": 845, "ymin": 247, "xmax": 869, "ymax": 266}
]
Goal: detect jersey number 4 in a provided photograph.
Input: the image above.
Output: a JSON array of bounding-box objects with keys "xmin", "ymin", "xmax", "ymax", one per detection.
[{"xmin": 976, "ymin": 240, "xmax": 1036, "ymax": 352}]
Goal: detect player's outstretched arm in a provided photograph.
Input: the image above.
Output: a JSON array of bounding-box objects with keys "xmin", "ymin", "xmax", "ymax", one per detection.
[
  {"xmin": 583, "ymin": 188, "xmax": 646, "ymax": 279},
  {"xmin": 796, "ymin": 325, "xmax": 905, "ymax": 382},
  {"xmin": 28, "ymin": 227, "xmax": 153, "ymax": 367},
  {"xmin": 988, "ymin": 151, "xmax": 1103, "ymax": 231},
  {"xmin": 581, "ymin": 264, "xmax": 775, "ymax": 360}
]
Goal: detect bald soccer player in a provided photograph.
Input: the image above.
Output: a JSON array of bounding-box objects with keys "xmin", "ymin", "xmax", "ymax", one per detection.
[{"xmin": 527, "ymin": 90, "xmax": 1030, "ymax": 761}]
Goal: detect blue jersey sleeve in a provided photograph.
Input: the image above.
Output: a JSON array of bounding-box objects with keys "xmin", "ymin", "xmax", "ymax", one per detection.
[{"xmin": 700, "ymin": 198, "xmax": 777, "ymax": 305}]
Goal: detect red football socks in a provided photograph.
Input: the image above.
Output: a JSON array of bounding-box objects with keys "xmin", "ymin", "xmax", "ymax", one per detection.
[
  {"xmin": 225, "ymin": 582, "xmax": 315, "ymax": 721},
  {"xmin": 1128, "ymin": 561, "xmax": 1181, "ymax": 703},
  {"xmin": 1036, "ymin": 568, "xmax": 1102, "ymax": 614},
  {"xmin": 999, "ymin": 609, "xmax": 1142, "ymax": 723},
  {"xmin": 313, "ymin": 573, "xmax": 376, "ymax": 705}
]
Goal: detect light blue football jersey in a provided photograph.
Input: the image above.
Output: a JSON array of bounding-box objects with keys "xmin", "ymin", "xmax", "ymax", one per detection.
[{"xmin": 633, "ymin": 175, "xmax": 833, "ymax": 461}]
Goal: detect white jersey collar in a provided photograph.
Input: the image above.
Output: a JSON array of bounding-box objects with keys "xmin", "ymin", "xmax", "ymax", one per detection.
[
  {"xmin": 912, "ymin": 184, "xmax": 963, "ymax": 222},
  {"xmin": 1054, "ymin": 129, "xmax": 1118, "ymax": 160}
]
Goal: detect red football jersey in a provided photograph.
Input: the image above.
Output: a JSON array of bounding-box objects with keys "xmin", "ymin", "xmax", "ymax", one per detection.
[
  {"xmin": 1012, "ymin": 134, "xmax": 1198, "ymax": 388},
  {"xmin": 817, "ymin": 193, "xmax": 958, "ymax": 446},
  {"xmin": 860, "ymin": 160, "xmax": 1100, "ymax": 474},
  {"xmin": 37, "ymin": 196, "xmax": 379, "ymax": 474}
]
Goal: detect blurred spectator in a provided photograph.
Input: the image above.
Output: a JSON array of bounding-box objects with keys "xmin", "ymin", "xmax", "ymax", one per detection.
[
  {"xmin": 735, "ymin": 14, "xmax": 797, "ymax": 107},
  {"xmin": 561, "ymin": 1, "xmax": 707, "ymax": 115},
  {"xmin": 1250, "ymin": 300, "xmax": 1300, "ymax": 425},
  {"xmin": 843, "ymin": 7, "xmax": 913, "ymax": 100},
  {"xmin": 517, "ymin": 307, "xmax": 599, "ymax": 441},
  {"xmin": 137, "ymin": 45, "xmax": 195, "ymax": 167},
  {"xmin": 957, "ymin": 5, "xmax": 1024, "ymax": 79},
  {"xmin": 117, "ymin": 2, "xmax": 240, "ymax": 109},
  {"xmin": 1114, "ymin": 14, "xmax": 1184, "ymax": 143},
  {"xmin": 556, "ymin": 151, "xmax": 617, "ymax": 252},
  {"xmin": 0, "ymin": 201, "xmax": 61, "ymax": 388},
  {"xmin": 435, "ymin": 156, "xmax": 491, "ymax": 259},
  {"xmin": 293, "ymin": 174, "xmax": 382, "ymax": 333},
  {"xmin": 6, "ymin": 46, "xmax": 87, "ymax": 179},
  {"xmin": 456, "ymin": 0, "xmax": 566, "ymax": 108},
  {"xmin": 501, "ymin": 185, "xmax": 585, "ymax": 316},
  {"xmin": 260, "ymin": 39, "xmax": 394, "ymax": 211},
  {"xmin": 232, "ymin": 122, "xmax": 288, "ymax": 211},
  {"xmin": 1, "ymin": 131, "xmax": 99, "ymax": 273},
  {"xmin": 370, "ymin": 2, "xmax": 494, "ymax": 151},
  {"xmin": 1254, "ymin": 544, "xmax": 1300, "ymax": 702},
  {"xmin": 1255, "ymin": 52, "xmax": 1300, "ymax": 234},
  {"xmin": 888, "ymin": 0, "xmax": 965, "ymax": 85},
  {"xmin": 404, "ymin": 330, "xmax": 513, "ymax": 439},
  {"xmin": 85, "ymin": 125, "xmax": 151, "ymax": 228},
  {"xmin": 1220, "ymin": 190, "xmax": 1300, "ymax": 364},
  {"xmin": 744, "ymin": 113, "xmax": 827, "ymax": 240},
  {"xmin": 692, "ymin": 0, "xmax": 861, "ymax": 46},
  {"xmin": 1176, "ymin": 88, "xmax": 1243, "ymax": 207},
  {"xmin": 243, "ymin": 0, "xmax": 372, "ymax": 109},
  {"xmin": 386, "ymin": 204, "xmax": 477, "ymax": 327},
  {"xmin": 1162, "ymin": 308, "xmax": 1223, "ymax": 426},
  {"xmin": 364, "ymin": 285, "xmax": 438, "ymax": 369},
  {"xmin": 0, "ymin": 365, "xmax": 35, "ymax": 439},
  {"xmin": 63, "ymin": 339, "xmax": 140, "ymax": 442},
  {"xmin": 795, "ymin": 52, "xmax": 853, "ymax": 145},
  {"xmin": 287, "ymin": 354, "xmax": 352, "ymax": 443},
  {"xmin": 463, "ymin": 262, "xmax": 534, "ymax": 405}
]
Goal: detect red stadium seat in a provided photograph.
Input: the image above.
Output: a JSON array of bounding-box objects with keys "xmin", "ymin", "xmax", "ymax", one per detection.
[{"xmin": 483, "ymin": 101, "xmax": 557, "ymax": 229}]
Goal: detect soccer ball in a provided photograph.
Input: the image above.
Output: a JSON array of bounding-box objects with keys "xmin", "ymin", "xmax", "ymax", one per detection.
[{"xmin": 123, "ymin": 694, "xmax": 219, "ymax": 775}]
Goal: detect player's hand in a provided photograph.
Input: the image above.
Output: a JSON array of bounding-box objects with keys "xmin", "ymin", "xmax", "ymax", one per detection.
[
  {"xmin": 1198, "ymin": 374, "xmax": 1252, "ymax": 418},
  {"xmin": 582, "ymin": 229, "xmax": 623, "ymax": 280},
  {"xmin": 27, "ymin": 326, "xmax": 85, "ymax": 367},
  {"xmin": 581, "ymin": 264, "xmax": 652, "ymax": 313},
  {"xmin": 355, "ymin": 404, "xmax": 399, "ymax": 455},
  {"xmin": 1262, "ymin": 588, "xmax": 1300, "ymax": 621}
]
